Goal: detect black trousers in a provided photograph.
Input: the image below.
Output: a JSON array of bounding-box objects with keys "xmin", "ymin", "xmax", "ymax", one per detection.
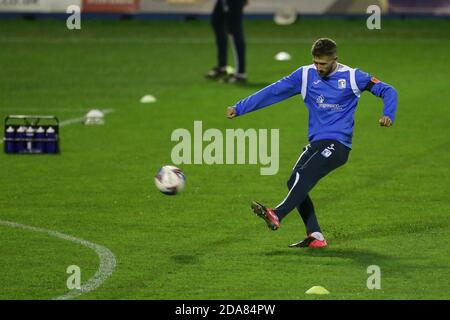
[
  {"xmin": 274, "ymin": 139, "xmax": 350, "ymax": 234},
  {"xmin": 211, "ymin": 0, "xmax": 246, "ymax": 74}
]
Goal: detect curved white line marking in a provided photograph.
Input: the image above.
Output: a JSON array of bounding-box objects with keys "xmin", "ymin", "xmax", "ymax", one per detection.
[{"xmin": 0, "ymin": 220, "xmax": 116, "ymax": 300}]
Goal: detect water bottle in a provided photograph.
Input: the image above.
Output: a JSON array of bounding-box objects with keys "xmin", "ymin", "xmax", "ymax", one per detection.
[
  {"xmin": 46, "ymin": 126, "xmax": 57, "ymax": 154},
  {"xmin": 16, "ymin": 126, "xmax": 26, "ymax": 153},
  {"xmin": 25, "ymin": 126, "xmax": 35, "ymax": 153},
  {"xmin": 5, "ymin": 126, "xmax": 15, "ymax": 153},
  {"xmin": 35, "ymin": 126, "xmax": 45, "ymax": 153}
]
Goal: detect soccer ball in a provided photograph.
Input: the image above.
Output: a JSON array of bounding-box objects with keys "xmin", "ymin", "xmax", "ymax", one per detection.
[{"xmin": 154, "ymin": 165, "xmax": 186, "ymax": 195}]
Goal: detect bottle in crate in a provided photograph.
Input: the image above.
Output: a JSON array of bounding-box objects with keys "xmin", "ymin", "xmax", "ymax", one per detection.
[
  {"xmin": 25, "ymin": 126, "xmax": 35, "ymax": 153},
  {"xmin": 46, "ymin": 126, "xmax": 57, "ymax": 154},
  {"xmin": 5, "ymin": 126, "xmax": 15, "ymax": 153},
  {"xmin": 35, "ymin": 126, "xmax": 46, "ymax": 153},
  {"xmin": 16, "ymin": 126, "xmax": 26, "ymax": 153}
]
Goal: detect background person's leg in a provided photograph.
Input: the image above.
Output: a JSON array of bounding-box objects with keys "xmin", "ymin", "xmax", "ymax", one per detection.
[
  {"xmin": 211, "ymin": 0, "xmax": 228, "ymax": 69},
  {"xmin": 225, "ymin": 0, "xmax": 246, "ymax": 75}
]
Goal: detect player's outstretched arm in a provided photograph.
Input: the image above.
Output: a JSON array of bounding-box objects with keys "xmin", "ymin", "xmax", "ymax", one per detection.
[
  {"xmin": 356, "ymin": 70, "xmax": 398, "ymax": 127},
  {"xmin": 227, "ymin": 67, "xmax": 303, "ymax": 118},
  {"xmin": 373, "ymin": 82, "xmax": 397, "ymax": 127}
]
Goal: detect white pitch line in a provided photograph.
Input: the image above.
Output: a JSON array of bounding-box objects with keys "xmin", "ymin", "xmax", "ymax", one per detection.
[
  {"xmin": 0, "ymin": 220, "xmax": 116, "ymax": 300},
  {"xmin": 59, "ymin": 108, "xmax": 115, "ymax": 127}
]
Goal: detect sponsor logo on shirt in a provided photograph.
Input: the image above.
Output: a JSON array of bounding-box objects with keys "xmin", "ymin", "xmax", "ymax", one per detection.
[{"xmin": 316, "ymin": 94, "xmax": 343, "ymax": 111}]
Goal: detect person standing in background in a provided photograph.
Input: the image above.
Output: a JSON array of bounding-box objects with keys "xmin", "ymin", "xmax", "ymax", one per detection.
[{"xmin": 205, "ymin": 0, "xmax": 248, "ymax": 84}]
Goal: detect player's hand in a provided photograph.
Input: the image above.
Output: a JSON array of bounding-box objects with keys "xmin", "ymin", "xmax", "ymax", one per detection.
[
  {"xmin": 379, "ymin": 116, "xmax": 393, "ymax": 127},
  {"xmin": 227, "ymin": 106, "xmax": 237, "ymax": 119}
]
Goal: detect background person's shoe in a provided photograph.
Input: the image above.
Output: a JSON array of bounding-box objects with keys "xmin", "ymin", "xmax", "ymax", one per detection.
[
  {"xmin": 225, "ymin": 73, "xmax": 247, "ymax": 84},
  {"xmin": 204, "ymin": 66, "xmax": 227, "ymax": 80}
]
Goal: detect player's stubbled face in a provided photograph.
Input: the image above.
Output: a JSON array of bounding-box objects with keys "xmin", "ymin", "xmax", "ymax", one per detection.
[{"xmin": 313, "ymin": 55, "xmax": 337, "ymax": 78}]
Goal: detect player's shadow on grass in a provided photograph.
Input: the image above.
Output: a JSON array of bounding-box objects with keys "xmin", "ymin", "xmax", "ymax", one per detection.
[
  {"xmin": 171, "ymin": 254, "xmax": 200, "ymax": 265},
  {"xmin": 264, "ymin": 248, "xmax": 398, "ymax": 267},
  {"xmin": 170, "ymin": 235, "xmax": 249, "ymax": 266}
]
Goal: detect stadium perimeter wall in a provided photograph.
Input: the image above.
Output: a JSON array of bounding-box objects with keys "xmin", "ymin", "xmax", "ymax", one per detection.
[{"xmin": 0, "ymin": 0, "xmax": 449, "ymax": 17}]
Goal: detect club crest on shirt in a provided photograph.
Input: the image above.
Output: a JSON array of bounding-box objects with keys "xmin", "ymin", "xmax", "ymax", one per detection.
[
  {"xmin": 321, "ymin": 148, "xmax": 332, "ymax": 158},
  {"xmin": 338, "ymin": 79, "xmax": 346, "ymax": 89}
]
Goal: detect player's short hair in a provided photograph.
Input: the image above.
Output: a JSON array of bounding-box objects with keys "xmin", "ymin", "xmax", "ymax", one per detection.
[{"xmin": 311, "ymin": 38, "xmax": 337, "ymax": 57}]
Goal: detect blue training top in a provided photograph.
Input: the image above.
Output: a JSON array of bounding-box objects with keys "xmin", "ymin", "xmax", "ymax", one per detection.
[{"xmin": 234, "ymin": 63, "xmax": 398, "ymax": 149}]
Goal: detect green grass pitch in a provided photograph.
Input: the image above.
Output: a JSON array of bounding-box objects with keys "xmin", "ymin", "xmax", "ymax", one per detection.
[{"xmin": 0, "ymin": 17, "xmax": 449, "ymax": 300}]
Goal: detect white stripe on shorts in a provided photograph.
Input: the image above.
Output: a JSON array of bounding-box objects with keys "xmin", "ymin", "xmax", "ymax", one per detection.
[
  {"xmin": 292, "ymin": 144, "xmax": 310, "ymax": 170},
  {"xmin": 275, "ymin": 171, "xmax": 300, "ymax": 210}
]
